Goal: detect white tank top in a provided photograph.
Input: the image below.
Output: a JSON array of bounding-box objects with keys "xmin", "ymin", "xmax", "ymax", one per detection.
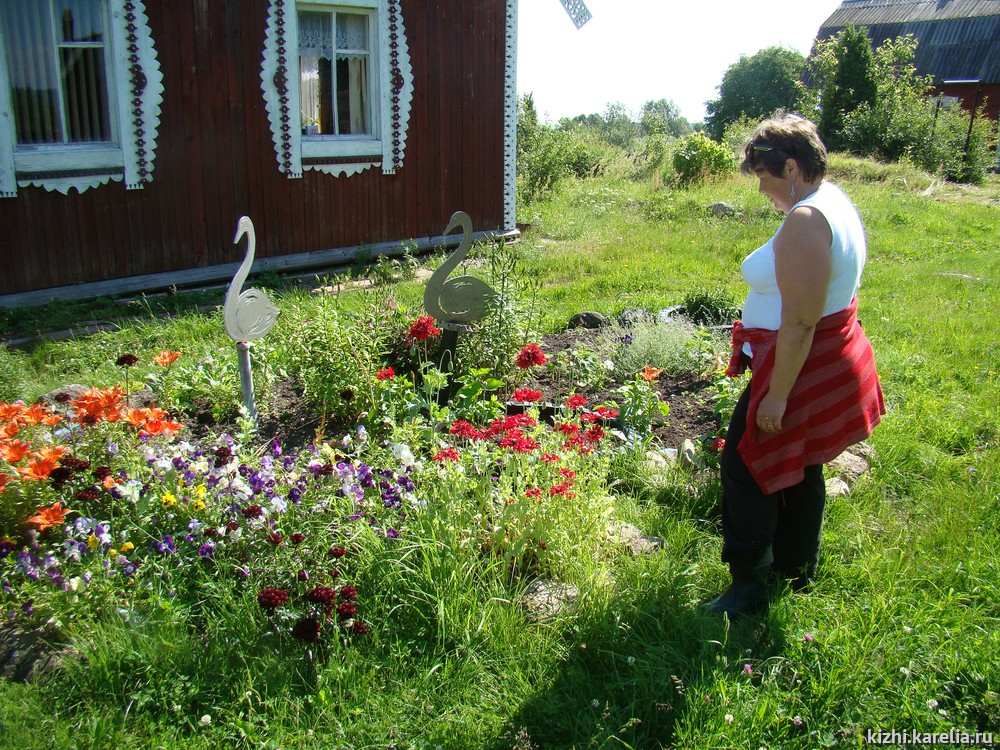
[{"xmin": 740, "ymin": 181, "xmax": 867, "ymax": 342}]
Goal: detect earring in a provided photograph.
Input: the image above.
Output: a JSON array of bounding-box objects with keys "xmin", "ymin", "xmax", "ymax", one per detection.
[{"xmin": 790, "ymin": 178, "xmax": 797, "ymax": 198}]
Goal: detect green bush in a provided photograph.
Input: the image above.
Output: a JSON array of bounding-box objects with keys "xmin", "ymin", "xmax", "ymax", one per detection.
[
  {"xmin": 681, "ymin": 288, "xmax": 742, "ymax": 327},
  {"xmin": 671, "ymin": 133, "xmax": 736, "ymax": 186}
]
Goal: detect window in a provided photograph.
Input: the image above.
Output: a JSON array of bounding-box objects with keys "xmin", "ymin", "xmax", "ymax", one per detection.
[
  {"xmin": 262, "ymin": 0, "xmax": 413, "ymax": 178},
  {"xmin": 299, "ymin": 9, "xmax": 373, "ymax": 138},
  {"xmin": 0, "ymin": 0, "xmax": 163, "ymax": 196}
]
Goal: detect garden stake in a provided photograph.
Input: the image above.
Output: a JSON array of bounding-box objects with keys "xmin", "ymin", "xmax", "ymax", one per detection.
[
  {"xmin": 424, "ymin": 210, "xmax": 495, "ymax": 403},
  {"xmin": 225, "ymin": 216, "xmax": 279, "ymax": 427}
]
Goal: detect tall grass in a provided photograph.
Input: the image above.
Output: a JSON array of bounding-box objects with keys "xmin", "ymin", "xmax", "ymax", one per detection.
[{"xmin": 0, "ymin": 161, "xmax": 997, "ymax": 749}]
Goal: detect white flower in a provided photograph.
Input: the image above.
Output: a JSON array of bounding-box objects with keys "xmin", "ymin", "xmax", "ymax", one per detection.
[
  {"xmin": 591, "ymin": 699, "xmax": 601, "ymax": 708},
  {"xmin": 927, "ymin": 699, "xmax": 939, "ymax": 711},
  {"xmin": 724, "ymin": 713, "xmax": 734, "ymax": 724},
  {"xmin": 391, "ymin": 442, "xmax": 415, "ymax": 466},
  {"xmin": 199, "ymin": 714, "xmax": 212, "ymax": 726}
]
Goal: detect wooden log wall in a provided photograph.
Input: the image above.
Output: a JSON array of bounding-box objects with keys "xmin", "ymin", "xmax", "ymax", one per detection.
[{"xmin": 0, "ymin": 0, "xmax": 508, "ymax": 298}]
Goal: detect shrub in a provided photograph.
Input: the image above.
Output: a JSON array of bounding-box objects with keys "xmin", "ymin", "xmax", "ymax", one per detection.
[
  {"xmin": 672, "ymin": 133, "xmax": 736, "ymax": 186},
  {"xmin": 681, "ymin": 288, "xmax": 742, "ymax": 327}
]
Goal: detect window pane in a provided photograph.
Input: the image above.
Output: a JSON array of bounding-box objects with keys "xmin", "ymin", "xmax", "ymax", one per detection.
[
  {"xmin": 61, "ymin": 47, "xmax": 110, "ymax": 142},
  {"xmin": 1, "ymin": 4, "xmax": 63, "ymax": 143},
  {"xmin": 298, "ymin": 11, "xmax": 334, "ymax": 135},
  {"xmin": 55, "ymin": 0, "xmax": 105, "ymax": 44},
  {"xmin": 336, "ymin": 56, "xmax": 368, "ymax": 135},
  {"xmin": 336, "ymin": 14, "xmax": 367, "ymax": 52}
]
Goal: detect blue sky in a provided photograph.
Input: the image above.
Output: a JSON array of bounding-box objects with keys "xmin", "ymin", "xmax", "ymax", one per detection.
[{"xmin": 516, "ymin": 0, "xmax": 844, "ymax": 124}]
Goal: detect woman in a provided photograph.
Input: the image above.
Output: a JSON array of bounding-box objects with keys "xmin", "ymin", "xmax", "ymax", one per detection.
[{"xmin": 704, "ymin": 114, "xmax": 885, "ymax": 617}]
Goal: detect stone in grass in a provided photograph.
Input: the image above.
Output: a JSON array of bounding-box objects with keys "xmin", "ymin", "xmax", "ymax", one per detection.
[
  {"xmin": 0, "ymin": 626, "xmax": 74, "ymax": 683},
  {"xmin": 707, "ymin": 202, "xmax": 736, "ymax": 217},
  {"xmin": 567, "ymin": 312, "xmax": 610, "ymax": 329},
  {"xmin": 679, "ymin": 438, "xmax": 698, "ymax": 468},
  {"xmin": 825, "ymin": 477, "xmax": 850, "ymax": 498},
  {"xmin": 609, "ymin": 522, "xmax": 665, "ymax": 557},
  {"xmin": 40, "ymin": 383, "xmax": 157, "ymax": 409},
  {"xmin": 826, "ymin": 450, "xmax": 870, "ymax": 485},
  {"xmin": 522, "ymin": 580, "xmax": 579, "ymax": 623},
  {"xmin": 641, "ymin": 448, "xmax": 678, "ymax": 476}
]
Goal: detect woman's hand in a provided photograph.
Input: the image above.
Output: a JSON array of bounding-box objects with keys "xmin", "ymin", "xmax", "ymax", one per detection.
[{"xmin": 756, "ymin": 392, "xmax": 787, "ymax": 434}]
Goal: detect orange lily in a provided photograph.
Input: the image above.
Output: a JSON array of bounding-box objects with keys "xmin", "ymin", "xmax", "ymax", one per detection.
[
  {"xmin": 0, "ymin": 439, "xmax": 33, "ymax": 463},
  {"xmin": 42, "ymin": 412, "xmax": 65, "ymax": 426},
  {"xmin": 19, "ymin": 403, "xmax": 52, "ymax": 425},
  {"xmin": 17, "ymin": 453, "xmax": 61, "ymax": 481},
  {"xmin": 35, "ymin": 445, "xmax": 69, "ymax": 463},
  {"xmin": 639, "ymin": 365, "xmax": 663, "ymax": 382},
  {"xmin": 0, "ymin": 402, "xmax": 24, "ymax": 422},
  {"xmin": 1, "ymin": 422, "xmax": 21, "ymax": 438},
  {"xmin": 0, "ymin": 473, "xmax": 11, "ymax": 493},
  {"xmin": 153, "ymin": 350, "xmax": 182, "ymax": 367},
  {"xmin": 26, "ymin": 501, "xmax": 69, "ymax": 531},
  {"xmin": 140, "ymin": 417, "xmax": 183, "ymax": 438}
]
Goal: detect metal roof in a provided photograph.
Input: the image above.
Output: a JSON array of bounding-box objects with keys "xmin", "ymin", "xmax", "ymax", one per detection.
[{"xmin": 819, "ymin": 1, "xmax": 1000, "ymax": 82}]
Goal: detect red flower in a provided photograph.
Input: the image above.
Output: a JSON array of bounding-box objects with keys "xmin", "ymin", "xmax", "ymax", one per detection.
[
  {"xmin": 407, "ymin": 316, "xmax": 442, "ymax": 343},
  {"xmin": 291, "ymin": 532, "xmax": 306, "ymax": 545},
  {"xmin": 549, "ymin": 481, "xmax": 575, "ymax": 498},
  {"xmin": 512, "ymin": 388, "xmax": 543, "ymax": 403},
  {"xmin": 709, "ymin": 437, "xmax": 726, "ymax": 452},
  {"xmin": 594, "ymin": 405, "xmax": 620, "ymax": 419},
  {"xmin": 338, "ymin": 585, "xmax": 358, "ymax": 601},
  {"xmin": 305, "ymin": 586, "xmax": 337, "ymax": 605},
  {"xmin": 449, "ymin": 420, "xmax": 482, "ymax": 440},
  {"xmin": 433, "ymin": 446, "xmax": 460, "ymax": 462},
  {"xmin": 257, "ymin": 587, "xmax": 290, "ymax": 610},
  {"xmin": 376, "ymin": 366, "xmax": 396, "ymax": 381},
  {"xmin": 525, "ymin": 487, "xmax": 543, "ymax": 499},
  {"xmin": 565, "ymin": 394, "xmax": 587, "ymax": 410},
  {"xmin": 515, "ymin": 344, "xmax": 548, "ymax": 369},
  {"xmin": 559, "ymin": 468, "xmax": 576, "ymax": 479},
  {"xmin": 541, "ymin": 452, "xmax": 561, "ymax": 463},
  {"xmin": 291, "ymin": 616, "xmax": 322, "ymax": 642}
]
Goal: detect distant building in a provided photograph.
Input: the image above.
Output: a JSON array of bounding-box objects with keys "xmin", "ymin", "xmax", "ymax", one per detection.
[{"xmin": 818, "ymin": 0, "xmax": 1000, "ymax": 127}]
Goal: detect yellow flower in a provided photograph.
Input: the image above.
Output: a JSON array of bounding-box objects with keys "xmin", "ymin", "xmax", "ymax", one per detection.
[
  {"xmin": 120, "ymin": 542, "xmax": 134, "ymax": 553},
  {"xmin": 193, "ymin": 484, "xmax": 207, "ymax": 499},
  {"xmin": 86, "ymin": 534, "xmax": 99, "ymax": 550},
  {"xmin": 108, "ymin": 548, "xmax": 118, "ymax": 557},
  {"xmin": 161, "ymin": 492, "xmax": 177, "ymax": 508},
  {"xmin": 191, "ymin": 499, "xmax": 206, "ymax": 512}
]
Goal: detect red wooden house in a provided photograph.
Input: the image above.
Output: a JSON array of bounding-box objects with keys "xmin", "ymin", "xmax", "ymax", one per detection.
[{"xmin": 0, "ymin": 0, "xmax": 530, "ymax": 306}]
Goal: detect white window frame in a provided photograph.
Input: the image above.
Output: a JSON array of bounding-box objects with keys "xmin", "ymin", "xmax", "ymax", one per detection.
[
  {"xmin": 0, "ymin": 0, "xmax": 163, "ymax": 197},
  {"xmin": 262, "ymin": 0, "xmax": 412, "ymax": 178}
]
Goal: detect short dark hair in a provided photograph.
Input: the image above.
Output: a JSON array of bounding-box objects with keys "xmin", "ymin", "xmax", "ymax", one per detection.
[{"xmin": 740, "ymin": 113, "xmax": 827, "ymax": 182}]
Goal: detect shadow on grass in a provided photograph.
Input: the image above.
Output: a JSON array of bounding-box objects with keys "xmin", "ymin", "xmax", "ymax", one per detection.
[{"xmin": 488, "ymin": 570, "xmax": 790, "ymax": 749}]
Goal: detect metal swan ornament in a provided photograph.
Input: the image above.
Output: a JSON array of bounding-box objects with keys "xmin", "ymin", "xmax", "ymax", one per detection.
[
  {"xmin": 224, "ymin": 216, "xmax": 279, "ymax": 342},
  {"xmin": 423, "ymin": 211, "xmax": 496, "ymax": 325}
]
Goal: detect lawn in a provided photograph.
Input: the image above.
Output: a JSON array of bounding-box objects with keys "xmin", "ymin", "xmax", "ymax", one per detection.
[{"xmin": 0, "ymin": 158, "xmax": 998, "ymax": 749}]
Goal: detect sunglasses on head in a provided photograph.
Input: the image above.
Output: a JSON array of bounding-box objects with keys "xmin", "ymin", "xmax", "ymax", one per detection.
[{"xmin": 750, "ymin": 143, "xmax": 780, "ymax": 154}]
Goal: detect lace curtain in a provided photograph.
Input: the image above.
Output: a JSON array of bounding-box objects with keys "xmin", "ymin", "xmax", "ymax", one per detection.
[{"xmin": 298, "ymin": 11, "xmax": 367, "ymax": 59}]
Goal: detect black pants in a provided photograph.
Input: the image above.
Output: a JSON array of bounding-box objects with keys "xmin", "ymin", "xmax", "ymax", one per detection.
[{"xmin": 719, "ymin": 385, "xmax": 826, "ymax": 579}]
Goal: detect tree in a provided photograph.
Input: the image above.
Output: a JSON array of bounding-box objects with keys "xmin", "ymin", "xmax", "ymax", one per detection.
[
  {"xmin": 817, "ymin": 25, "xmax": 877, "ymax": 150},
  {"xmin": 705, "ymin": 46, "xmax": 807, "ymax": 140},
  {"xmin": 639, "ymin": 98, "xmax": 693, "ymax": 138},
  {"xmin": 600, "ymin": 102, "xmax": 639, "ymax": 150}
]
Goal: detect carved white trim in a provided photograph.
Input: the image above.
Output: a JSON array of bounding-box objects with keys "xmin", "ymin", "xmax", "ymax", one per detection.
[
  {"xmin": 503, "ymin": 0, "xmax": 518, "ymax": 231},
  {"xmin": 261, "ymin": 0, "xmax": 413, "ymax": 179},
  {"xmin": 0, "ymin": 0, "xmax": 163, "ymax": 196},
  {"xmin": 115, "ymin": 0, "xmax": 165, "ymax": 190}
]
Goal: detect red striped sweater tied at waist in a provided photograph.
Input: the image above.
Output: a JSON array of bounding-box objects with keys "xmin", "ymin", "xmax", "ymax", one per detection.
[{"xmin": 725, "ymin": 297, "xmax": 886, "ymax": 495}]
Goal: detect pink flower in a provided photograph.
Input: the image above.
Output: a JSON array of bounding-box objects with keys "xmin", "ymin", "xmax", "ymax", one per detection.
[
  {"xmin": 743, "ymin": 664, "xmax": 753, "ymax": 675},
  {"xmin": 803, "ymin": 632, "xmax": 814, "ymax": 643}
]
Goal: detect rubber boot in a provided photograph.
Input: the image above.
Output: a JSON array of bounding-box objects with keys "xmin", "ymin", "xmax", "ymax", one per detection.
[{"xmin": 702, "ymin": 550, "xmax": 773, "ymax": 618}]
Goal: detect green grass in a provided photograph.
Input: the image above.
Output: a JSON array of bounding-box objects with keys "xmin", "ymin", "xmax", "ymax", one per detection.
[{"xmin": 0, "ymin": 161, "xmax": 998, "ymax": 749}]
